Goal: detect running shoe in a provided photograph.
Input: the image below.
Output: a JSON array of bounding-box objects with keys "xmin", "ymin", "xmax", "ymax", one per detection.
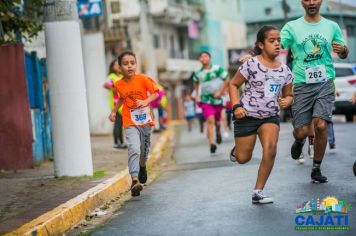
[
  {"xmin": 210, "ymin": 144, "xmax": 217, "ymax": 154},
  {"xmin": 297, "ymin": 153, "xmax": 305, "ymax": 164},
  {"xmin": 113, "ymin": 144, "xmax": 127, "ymax": 150},
  {"xmin": 252, "ymin": 190, "xmax": 274, "ymax": 204},
  {"xmin": 291, "ymin": 140, "xmax": 305, "ymax": 160},
  {"xmin": 329, "ymin": 143, "xmax": 336, "ymax": 150},
  {"xmin": 311, "ymin": 168, "xmax": 328, "ymax": 183},
  {"xmin": 131, "ymin": 179, "xmax": 143, "ymax": 197},
  {"xmin": 353, "ymin": 161, "xmax": 356, "ymax": 176}
]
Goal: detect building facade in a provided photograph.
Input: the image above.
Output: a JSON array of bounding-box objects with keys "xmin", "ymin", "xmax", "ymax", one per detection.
[
  {"xmin": 106, "ymin": 0, "xmax": 202, "ymax": 119},
  {"xmin": 244, "ymin": 0, "xmax": 356, "ymax": 62},
  {"xmin": 194, "ymin": 0, "xmax": 247, "ymax": 68}
]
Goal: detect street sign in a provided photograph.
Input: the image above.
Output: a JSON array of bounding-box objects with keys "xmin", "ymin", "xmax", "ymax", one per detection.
[{"xmin": 77, "ymin": 0, "xmax": 103, "ymax": 18}]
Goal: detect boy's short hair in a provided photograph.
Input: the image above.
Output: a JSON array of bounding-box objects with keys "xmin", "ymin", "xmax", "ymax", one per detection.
[
  {"xmin": 199, "ymin": 51, "xmax": 211, "ymax": 58},
  {"xmin": 118, "ymin": 51, "xmax": 136, "ymax": 65}
]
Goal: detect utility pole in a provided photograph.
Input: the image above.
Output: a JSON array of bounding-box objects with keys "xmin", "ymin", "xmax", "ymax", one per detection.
[
  {"xmin": 281, "ymin": 0, "xmax": 290, "ymax": 24},
  {"xmin": 139, "ymin": 0, "xmax": 158, "ymax": 80},
  {"xmin": 339, "ymin": 0, "xmax": 345, "ymax": 29},
  {"xmin": 44, "ymin": 0, "xmax": 93, "ymax": 176}
]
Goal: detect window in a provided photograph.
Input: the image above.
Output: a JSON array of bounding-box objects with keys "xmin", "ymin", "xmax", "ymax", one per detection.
[
  {"xmin": 178, "ymin": 35, "xmax": 184, "ymax": 51},
  {"xmin": 111, "ymin": 1, "xmax": 121, "ymax": 14},
  {"xmin": 170, "ymin": 35, "xmax": 175, "ymax": 57},
  {"xmin": 265, "ymin": 7, "xmax": 272, "ymax": 15},
  {"xmin": 346, "ymin": 25, "xmax": 354, "ymax": 37},
  {"xmin": 153, "ymin": 34, "xmax": 160, "ymax": 49},
  {"xmin": 162, "ymin": 34, "xmax": 168, "ymax": 48}
]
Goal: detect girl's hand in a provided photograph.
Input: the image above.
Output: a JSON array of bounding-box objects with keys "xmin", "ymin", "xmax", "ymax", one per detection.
[
  {"xmin": 234, "ymin": 107, "xmax": 247, "ymax": 119},
  {"xmin": 136, "ymin": 99, "xmax": 148, "ymax": 108},
  {"xmin": 278, "ymin": 96, "xmax": 293, "ymax": 109},
  {"xmin": 109, "ymin": 111, "xmax": 116, "ymax": 122}
]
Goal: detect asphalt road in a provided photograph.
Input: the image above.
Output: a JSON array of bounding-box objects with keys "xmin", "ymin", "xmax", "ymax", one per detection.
[{"xmin": 92, "ymin": 121, "xmax": 356, "ymax": 236}]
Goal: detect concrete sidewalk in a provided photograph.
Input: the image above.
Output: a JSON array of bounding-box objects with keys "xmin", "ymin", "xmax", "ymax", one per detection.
[{"xmin": 0, "ymin": 126, "xmax": 177, "ymax": 235}]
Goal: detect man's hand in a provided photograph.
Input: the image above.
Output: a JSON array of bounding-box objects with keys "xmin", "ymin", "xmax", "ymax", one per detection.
[
  {"xmin": 332, "ymin": 42, "xmax": 346, "ymax": 55},
  {"xmin": 278, "ymin": 96, "xmax": 293, "ymax": 109},
  {"xmin": 233, "ymin": 107, "xmax": 248, "ymax": 119}
]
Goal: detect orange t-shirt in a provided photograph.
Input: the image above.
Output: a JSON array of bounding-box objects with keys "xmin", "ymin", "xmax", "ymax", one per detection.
[{"xmin": 114, "ymin": 74, "xmax": 159, "ymax": 128}]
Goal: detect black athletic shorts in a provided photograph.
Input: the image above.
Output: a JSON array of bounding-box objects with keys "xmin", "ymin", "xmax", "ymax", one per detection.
[{"xmin": 233, "ymin": 116, "xmax": 280, "ymax": 137}]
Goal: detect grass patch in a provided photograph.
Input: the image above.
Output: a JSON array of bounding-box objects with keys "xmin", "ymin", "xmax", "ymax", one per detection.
[{"xmin": 93, "ymin": 170, "xmax": 106, "ymax": 178}]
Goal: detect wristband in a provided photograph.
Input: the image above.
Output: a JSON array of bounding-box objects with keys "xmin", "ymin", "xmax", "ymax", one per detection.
[{"xmin": 232, "ymin": 104, "xmax": 243, "ymax": 113}]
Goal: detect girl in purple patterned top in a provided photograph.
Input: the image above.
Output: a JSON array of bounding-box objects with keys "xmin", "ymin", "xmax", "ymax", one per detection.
[{"xmin": 229, "ymin": 26, "xmax": 294, "ymax": 204}]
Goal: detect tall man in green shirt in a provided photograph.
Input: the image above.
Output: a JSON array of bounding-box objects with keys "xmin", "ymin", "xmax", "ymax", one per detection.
[{"xmin": 281, "ymin": 0, "xmax": 349, "ymax": 183}]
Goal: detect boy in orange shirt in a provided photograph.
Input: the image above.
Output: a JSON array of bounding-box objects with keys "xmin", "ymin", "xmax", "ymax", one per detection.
[{"xmin": 109, "ymin": 51, "xmax": 159, "ymax": 197}]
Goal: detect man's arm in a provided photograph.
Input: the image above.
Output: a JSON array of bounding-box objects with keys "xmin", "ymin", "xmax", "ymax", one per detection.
[{"xmin": 333, "ymin": 23, "xmax": 348, "ymax": 59}]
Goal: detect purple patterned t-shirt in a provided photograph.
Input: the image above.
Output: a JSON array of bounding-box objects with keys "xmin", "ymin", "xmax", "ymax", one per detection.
[{"xmin": 239, "ymin": 56, "xmax": 293, "ymax": 119}]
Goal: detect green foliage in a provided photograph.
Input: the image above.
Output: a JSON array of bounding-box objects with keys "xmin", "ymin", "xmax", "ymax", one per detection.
[
  {"xmin": 93, "ymin": 170, "xmax": 106, "ymax": 178},
  {"xmin": 0, "ymin": 0, "xmax": 44, "ymax": 44}
]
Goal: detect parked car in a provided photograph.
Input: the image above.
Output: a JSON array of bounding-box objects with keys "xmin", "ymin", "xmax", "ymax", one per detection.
[{"xmin": 334, "ymin": 63, "xmax": 356, "ymax": 122}]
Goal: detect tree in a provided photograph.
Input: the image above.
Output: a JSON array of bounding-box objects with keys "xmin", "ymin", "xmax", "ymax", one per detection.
[{"xmin": 0, "ymin": 0, "xmax": 43, "ymax": 44}]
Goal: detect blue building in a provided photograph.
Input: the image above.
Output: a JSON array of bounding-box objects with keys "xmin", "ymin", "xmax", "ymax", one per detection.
[{"xmin": 190, "ymin": 0, "xmax": 247, "ymax": 68}]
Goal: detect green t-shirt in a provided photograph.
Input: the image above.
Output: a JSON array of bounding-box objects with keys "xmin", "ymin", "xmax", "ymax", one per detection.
[
  {"xmin": 193, "ymin": 64, "xmax": 228, "ymax": 105},
  {"xmin": 281, "ymin": 17, "xmax": 345, "ymax": 84}
]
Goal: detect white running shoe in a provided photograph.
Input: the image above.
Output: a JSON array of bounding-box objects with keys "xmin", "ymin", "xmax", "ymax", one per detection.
[
  {"xmin": 297, "ymin": 153, "xmax": 305, "ymax": 164},
  {"xmin": 252, "ymin": 190, "xmax": 273, "ymax": 204},
  {"xmin": 308, "ymin": 145, "xmax": 314, "ymax": 159}
]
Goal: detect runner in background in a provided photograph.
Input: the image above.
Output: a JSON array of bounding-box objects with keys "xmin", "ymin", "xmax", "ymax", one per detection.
[
  {"xmin": 193, "ymin": 51, "xmax": 229, "ymax": 154},
  {"xmin": 103, "ymin": 60, "xmax": 127, "ymax": 149},
  {"xmin": 183, "ymin": 94, "xmax": 196, "ymax": 132}
]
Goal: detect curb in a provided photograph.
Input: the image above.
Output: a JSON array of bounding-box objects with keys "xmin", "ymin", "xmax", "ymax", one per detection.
[{"xmin": 5, "ymin": 127, "xmax": 175, "ymax": 236}]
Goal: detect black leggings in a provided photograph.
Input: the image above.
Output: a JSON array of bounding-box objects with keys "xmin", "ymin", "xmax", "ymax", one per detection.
[{"xmin": 114, "ymin": 112, "xmax": 124, "ymax": 144}]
